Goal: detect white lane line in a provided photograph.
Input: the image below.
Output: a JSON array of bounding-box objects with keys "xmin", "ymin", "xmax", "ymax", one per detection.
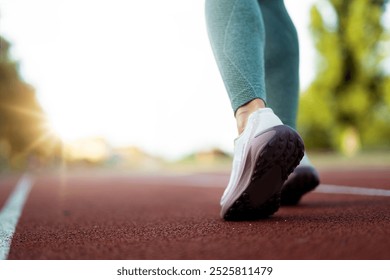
[
  {"xmin": 315, "ymin": 184, "xmax": 390, "ymax": 197},
  {"xmin": 158, "ymin": 174, "xmax": 390, "ymax": 198},
  {"xmin": 0, "ymin": 174, "xmax": 33, "ymax": 260}
]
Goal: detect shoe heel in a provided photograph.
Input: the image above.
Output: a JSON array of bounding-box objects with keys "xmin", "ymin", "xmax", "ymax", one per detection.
[{"xmin": 223, "ymin": 125, "xmax": 304, "ymax": 220}]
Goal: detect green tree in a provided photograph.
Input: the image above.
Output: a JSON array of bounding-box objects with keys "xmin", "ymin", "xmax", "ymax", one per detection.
[
  {"xmin": 298, "ymin": 0, "xmax": 390, "ymax": 155},
  {"xmin": 0, "ymin": 36, "xmax": 61, "ymax": 169}
]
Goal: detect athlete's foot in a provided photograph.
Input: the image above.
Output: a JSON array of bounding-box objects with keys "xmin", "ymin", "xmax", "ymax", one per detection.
[
  {"xmin": 221, "ymin": 108, "xmax": 304, "ymax": 220},
  {"xmin": 281, "ymin": 154, "xmax": 320, "ymax": 205}
]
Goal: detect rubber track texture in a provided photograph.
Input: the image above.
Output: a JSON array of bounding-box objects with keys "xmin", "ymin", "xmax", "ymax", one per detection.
[{"xmin": 223, "ymin": 125, "xmax": 304, "ymax": 221}]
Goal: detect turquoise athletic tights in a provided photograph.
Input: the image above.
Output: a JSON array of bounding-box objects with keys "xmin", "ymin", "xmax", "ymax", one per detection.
[{"xmin": 205, "ymin": 0, "xmax": 299, "ymax": 129}]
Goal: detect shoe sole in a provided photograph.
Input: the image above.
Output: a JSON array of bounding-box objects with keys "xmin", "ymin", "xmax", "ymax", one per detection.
[
  {"xmin": 222, "ymin": 125, "xmax": 304, "ymax": 221},
  {"xmin": 281, "ymin": 166, "xmax": 320, "ymax": 205}
]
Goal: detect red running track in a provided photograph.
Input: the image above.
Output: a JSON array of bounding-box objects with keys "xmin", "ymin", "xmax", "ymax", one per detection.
[{"xmin": 0, "ymin": 167, "xmax": 389, "ymax": 260}]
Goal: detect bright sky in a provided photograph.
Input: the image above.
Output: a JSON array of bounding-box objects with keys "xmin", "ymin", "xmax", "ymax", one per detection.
[{"xmin": 0, "ymin": 0, "xmax": 326, "ymax": 160}]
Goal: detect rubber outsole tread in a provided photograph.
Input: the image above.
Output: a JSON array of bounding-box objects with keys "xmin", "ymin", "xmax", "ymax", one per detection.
[{"xmin": 281, "ymin": 166, "xmax": 320, "ymax": 205}]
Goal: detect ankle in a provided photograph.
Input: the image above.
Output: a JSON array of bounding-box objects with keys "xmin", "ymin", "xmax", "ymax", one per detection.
[{"xmin": 235, "ymin": 99, "xmax": 266, "ymax": 134}]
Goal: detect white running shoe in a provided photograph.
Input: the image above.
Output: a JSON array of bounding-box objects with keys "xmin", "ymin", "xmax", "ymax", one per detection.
[
  {"xmin": 221, "ymin": 108, "xmax": 304, "ymax": 220},
  {"xmin": 281, "ymin": 154, "xmax": 320, "ymax": 205}
]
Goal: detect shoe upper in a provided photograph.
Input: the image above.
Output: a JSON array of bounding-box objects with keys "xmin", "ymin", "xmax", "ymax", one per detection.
[{"xmin": 220, "ymin": 108, "xmax": 283, "ymax": 206}]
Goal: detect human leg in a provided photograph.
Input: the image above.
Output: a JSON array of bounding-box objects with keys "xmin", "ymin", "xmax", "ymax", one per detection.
[
  {"xmin": 205, "ymin": 0, "xmax": 304, "ymax": 220},
  {"xmin": 259, "ymin": 0, "xmax": 299, "ymax": 129},
  {"xmin": 204, "ymin": 0, "xmax": 267, "ymax": 117},
  {"xmin": 259, "ymin": 0, "xmax": 320, "ymax": 204}
]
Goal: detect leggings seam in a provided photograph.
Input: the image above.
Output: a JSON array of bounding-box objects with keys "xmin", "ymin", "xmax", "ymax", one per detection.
[{"xmin": 222, "ymin": 0, "xmax": 264, "ymax": 104}]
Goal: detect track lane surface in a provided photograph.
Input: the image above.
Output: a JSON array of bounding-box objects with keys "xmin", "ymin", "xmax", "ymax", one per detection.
[
  {"xmin": 0, "ymin": 175, "xmax": 19, "ymax": 210},
  {"xmin": 1, "ymin": 168, "xmax": 390, "ymax": 260}
]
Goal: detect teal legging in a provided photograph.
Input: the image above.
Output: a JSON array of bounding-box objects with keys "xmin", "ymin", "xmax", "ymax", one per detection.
[{"xmin": 205, "ymin": 0, "xmax": 299, "ymax": 129}]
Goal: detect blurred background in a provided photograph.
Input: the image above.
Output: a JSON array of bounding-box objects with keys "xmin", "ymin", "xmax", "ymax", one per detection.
[{"xmin": 0, "ymin": 0, "xmax": 389, "ymax": 173}]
